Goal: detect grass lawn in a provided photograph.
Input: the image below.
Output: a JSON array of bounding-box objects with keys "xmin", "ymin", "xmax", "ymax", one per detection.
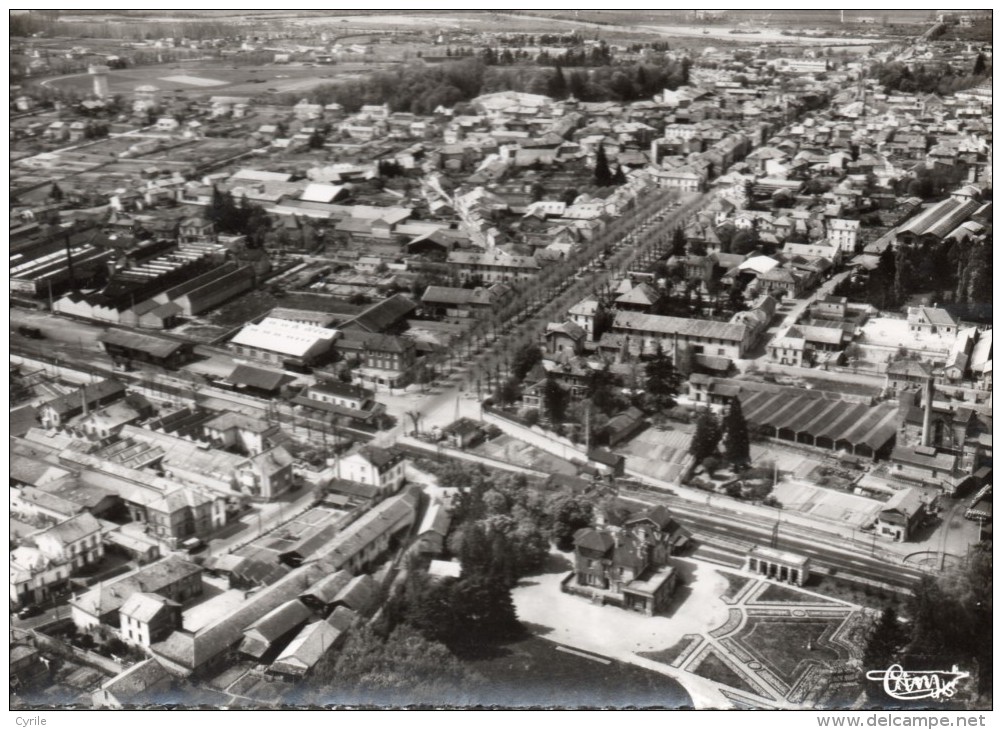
[
  {"xmin": 805, "ymin": 575, "xmax": 903, "ymax": 613},
  {"xmin": 690, "ymin": 649, "xmax": 764, "ymax": 697},
  {"xmin": 755, "ymin": 583, "xmax": 835, "ymax": 604},
  {"xmin": 637, "ymin": 635, "xmax": 699, "ymax": 667},
  {"xmin": 463, "ymin": 635, "xmax": 692, "ymax": 708},
  {"xmin": 720, "ymin": 572, "xmax": 752, "ymax": 601},
  {"xmin": 733, "ymin": 617, "xmax": 842, "ymax": 687}
]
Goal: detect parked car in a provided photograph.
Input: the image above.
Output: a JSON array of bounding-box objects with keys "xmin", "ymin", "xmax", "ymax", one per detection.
[
  {"xmin": 17, "ymin": 604, "xmax": 43, "ymax": 619},
  {"xmin": 182, "ymin": 537, "xmax": 206, "ymax": 554},
  {"xmin": 17, "ymin": 325, "xmax": 44, "ymax": 339}
]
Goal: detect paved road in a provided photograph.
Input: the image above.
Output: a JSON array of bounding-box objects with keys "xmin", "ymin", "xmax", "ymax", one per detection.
[
  {"xmin": 777, "ymin": 270, "xmax": 852, "ymax": 331},
  {"xmin": 10, "ymin": 605, "xmax": 71, "ymax": 632}
]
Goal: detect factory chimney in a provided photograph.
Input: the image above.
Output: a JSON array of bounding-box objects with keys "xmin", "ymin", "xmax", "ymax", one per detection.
[
  {"xmin": 64, "ymin": 229, "xmax": 77, "ymax": 291},
  {"xmin": 921, "ymin": 376, "xmax": 934, "ymax": 448}
]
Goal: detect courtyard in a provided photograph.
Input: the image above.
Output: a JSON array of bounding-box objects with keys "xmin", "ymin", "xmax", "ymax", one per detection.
[{"xmin": 512, "ymin": 551, "xmax": 868, "ymax": 709}]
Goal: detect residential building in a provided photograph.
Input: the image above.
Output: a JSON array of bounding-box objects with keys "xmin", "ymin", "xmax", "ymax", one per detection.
[
  {"xmin": 10, "ymin": 547, "xmax": 70, "ymax": 607},
  {"xmin": 907, "ymin": 306, "xmax": 959, "ymax": 338},
  {"xmin": 874, "ymin": 488, "xmax": 925, "ymax": 542},
  {"xmin": 447, "ymin": 248, "xmax": 540, "ymax": 283},
  {"xmin": 70, "ymin": 556, "xmax": 202, "ymax": 630},
  {"xmin": 611, "ymin": 311, "xmax": 754, "ymax": 360},
  {"xmin": 570, "ymin": 504, "xmax": 686, "ymax": 616},
  {"xmin": 119, "ymin": 593, "xmax": 182, "ymax": 647},
  {"xmin": 337, "ymin": 331, "xmax": 418, "ymax": 390},
  {"xmin": 34, "ymin": 512, "xmax": 104, "ymax": 571},
  {"xmin": 827, "ymin": 218, "xmax": 861, "ymax": 253},
  {"xmin": 544, "ymin": 320, "xmax": 586, "ymax": 356},
  {"xmin": 568, "ymin": 298, "xmax": 600, "ymax": 341},
  {"xmin": 335, "ymin": 446, "xmax": 406, "ymax": 496}
]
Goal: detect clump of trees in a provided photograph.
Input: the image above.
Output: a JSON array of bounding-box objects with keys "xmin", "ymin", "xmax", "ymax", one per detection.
[
  {"xmin": 365, "ymin": 464, "xmax": 553, "ymax": 661},
  {"xmin": 206, "ymin": 187, "xmax": 272, "ymax": 247},
  {"xmin": 309, "ymin": 623, "xmax": 484, "ymax": 706},
  {"xmin": 280, "ymin": 56, "xmax": 694, "ymax": 115},
  {"xmin": 870, "ymin": 61, "xmax": 989, "ymax": 96},
  {"xmin": 861, "ymin": 544, "xmax": 992, "ymax": 704},
  {"xmin": 835, "ymin": 234, "xmax": 991, "ymax": 314}
]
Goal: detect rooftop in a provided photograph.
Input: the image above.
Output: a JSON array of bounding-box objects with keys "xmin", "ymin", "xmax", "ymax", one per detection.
[
  {"xmin": 230, "ymin": 317, "xmax": 337, "ymax": 358},
  {"xmin": 71, "ymin": 556, "xmax": 201, "ymax": 619}
]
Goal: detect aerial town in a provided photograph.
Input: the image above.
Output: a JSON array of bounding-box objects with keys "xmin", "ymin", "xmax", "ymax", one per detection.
[{"xmin": 9, "ymin": 9, "xmax": 992, "ymax": 712}]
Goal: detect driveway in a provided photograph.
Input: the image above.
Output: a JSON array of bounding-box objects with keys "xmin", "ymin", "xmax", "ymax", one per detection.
[{"xmin": 512, "ymin": 551, "xmax": 738, "ymax": 708}]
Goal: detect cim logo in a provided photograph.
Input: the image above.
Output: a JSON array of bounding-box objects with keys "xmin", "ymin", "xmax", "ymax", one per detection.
[{"xmin": 866, "ymin": 664, "xmax": 969, "ymax": 701}]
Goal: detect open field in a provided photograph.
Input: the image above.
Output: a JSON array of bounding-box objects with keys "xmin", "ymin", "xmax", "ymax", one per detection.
[{"xmin": 35, "ymin": 61, "xmax": 396, "ymax": 99}]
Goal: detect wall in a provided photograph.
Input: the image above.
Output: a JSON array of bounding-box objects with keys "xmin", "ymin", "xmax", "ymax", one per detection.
[
  {"xmin": 481, "ymin": 408, "xmax": 590, "ymax": 464},
  {"xmin": 396, "ymin": 434, "xmax": 549, "ymax": 479},
  {"xmin": 16, "ymin": 627, "xmax": 125, "ymax": 676}
]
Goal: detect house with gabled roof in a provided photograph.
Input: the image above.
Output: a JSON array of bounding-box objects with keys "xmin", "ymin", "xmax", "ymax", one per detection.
[
  {"xmin": 907, "ymin": 306, "xmax": 958, "ymax": 338},
  {"xmin": 335, "ymin": 445, "xmax": 406, "ymax": 496},
  {"xmin": 544, "ymin": 320, "xmax": 586, "ymax": 357},
  {"xmin": 238, "ymin": 598, "xmax": 313, "ymax": 660},
  {"xmin": 34, "ymin": 512, "xmax": 104, "ymax": 570},
  {"xmin": 70, "ymin": 555, "xmax": 203, "ymax": 630},
  {"xmin": 119, "ymin": 592, "xmax": 182, "ymax": 647},
  {"xmin": 268, "ymin": 610, "xmax": 354, "ymax": 681},
  {"xmin": 875, "ymin": 488, "xmax": 926, "ymax": 542},
  {"xmin": 92, "ymin": 659, "xmax": 174, "ymax": 708},
  {"xmin": 614, "ymin": 282, "xmax": 662, "ymax": 313}
]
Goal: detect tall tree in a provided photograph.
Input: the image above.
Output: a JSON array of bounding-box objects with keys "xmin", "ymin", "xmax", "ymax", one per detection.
[
  {"xmin": 549, "ymin": 64, "xmax": 568, "ymax": 99},
  {"xmin": 593, "ymin": 144, "xmax": 612, "ymax": 187},
  {"xmin": 593, "ymin": 303, "xmax": 615, "ymax": 341},
  {"xmin": 542, "ymin": 376, "xmax": 569, "ymax": 424},
  {"xmin": 451, "ymin": 575, "xmax": 522, "ymax": 644},
  {"xmin": 690, "ymin": 410, "xmax": 722, "ymax": 463},
  {"xmin": 49, "ymin": 182, "xmax": 63, "ymax": 202},
  {"xmin": 893, "ymin": 244, "xmax": 913, "ymax": 307},
  {"xmin": 549, "ymin": 494, "xmax": 594, "ymax": 551},
  {"xmin": 458, "ymin": 522, "xmax": 494, "ymax": 578},
  {"xmin": 973, "ymin": 52, "xmax": 986, "ymax": 76},
  {"xmin": 511, "ymin": 343, "xmax": 543, "ymax": 380},
  {"xmin": 645, "ymin": 343, "xmax": 680, "ymax": 410},
  {"xmin": 722, "ymin": 398, "xmax": 750, "ymax": 465},
  {"xmin": 207, "ymin": 185, "xmax": 227, "ymax": 228},
  {"xmin": 585, "ymin": 363, "xmax": 617, "ymax": 413},
  {"xmin": 671, "ymin": 227, "xmax": 687, "ymax": 259}
]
